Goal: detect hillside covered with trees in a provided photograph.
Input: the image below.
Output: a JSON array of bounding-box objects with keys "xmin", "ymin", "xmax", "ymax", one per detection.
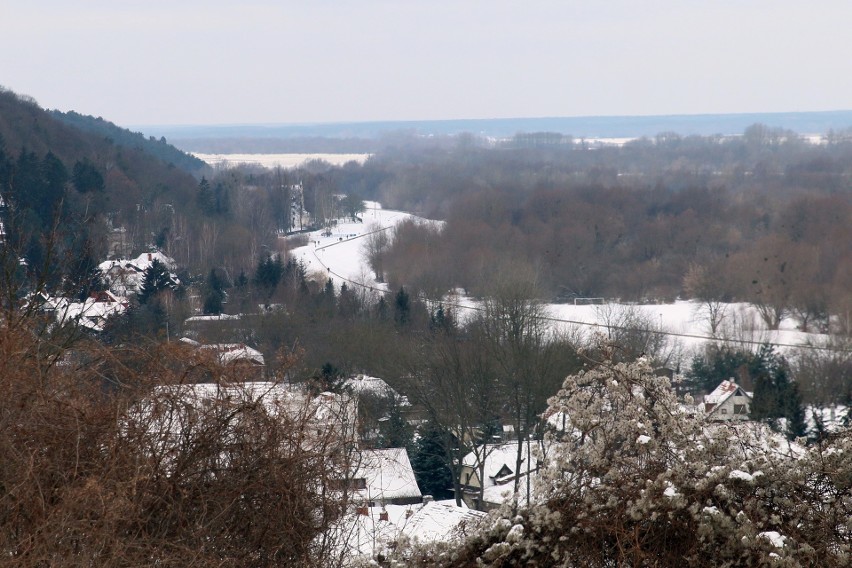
[{"xmin": 50, "ymin": 109, "xmax": 207, "ymax": 173}]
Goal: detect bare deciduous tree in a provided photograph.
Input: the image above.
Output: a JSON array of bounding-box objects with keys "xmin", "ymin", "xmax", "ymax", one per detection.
[
  {"xmin": 683, "ymin": 261, "xmax": 730, "ymax": 337},
  {"xmin": 361, "ymin": 223, "xmax": 390, "ymax": 283}
]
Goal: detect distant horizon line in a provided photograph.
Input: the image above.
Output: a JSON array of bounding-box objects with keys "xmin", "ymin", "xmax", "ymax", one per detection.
[
  {"xmin": 133, "ymin": 110, "xmax": 852, "ymax": 144},
  {"xmin": 130, "ymin": 108, "xmax": 852, "ymax": 131}
]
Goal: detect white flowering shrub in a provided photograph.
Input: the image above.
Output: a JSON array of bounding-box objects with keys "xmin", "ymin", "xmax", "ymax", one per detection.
[{"xmin": 401, "ymin": 357, "xmax": 852, "ymax": 567}]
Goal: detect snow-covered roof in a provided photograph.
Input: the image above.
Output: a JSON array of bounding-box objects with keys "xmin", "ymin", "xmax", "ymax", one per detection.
[
  {"xmin": 331, "ymin": 509, "xmax": 401, "ymax": 561},
  {"xmin": 353, "ymin": 448, "xmax": 421, "ymax": 503},
  {"xmin": 398, "ymin": 501, "xmax": 486, "ymax": 545},
  {"xmin": 146, "ymin": 381, "xmax": 303, "ymax": 415},
  {"xmin": 704, "ymin": 380, "xmax": 751, "ymax": 406},
  {"xmin": 98, "ymin": 250, "xmax": 179, "ymax": 296},
  {"xmin": 98, "ymin": 250, "xmax": 176, "ymax": 273},
  {"xmin": 703, "ymin": 380, "xmax": 752, "ymax": 419},
  {"xmin": 130, "ymin": 250, "xmax": 177, "ymax": 271},
  {"xmin": 341, "ymin": 374, "xmax": 410, "ymax": 405},
  {"xmin": 135, "ymin": 382, "xmax": 358, "ymax": 447},
  {"xmin": 200, "ymin": 343, "xmax": 265, "ymax": 366},
  {"xmin": 185, "ymin": 314, "xmax": 242, "ymax": 323},
  {"xmin": 330, "ymin": 501, "xmax": 485, "ymax": 564},
  {"xmin": 462, "ymin": 442, "xmax": 536, "ymax": 486},
  {"xmin": 54, "ymin": 292, "xmax": 128, "ymax": 332},
  {"xmin": 482, "ymin": 475, "xmax": 539, "ymax": 508},
  {"xmin": 342, "ymin": 374, "xmax": 394, "ymax": 397}
]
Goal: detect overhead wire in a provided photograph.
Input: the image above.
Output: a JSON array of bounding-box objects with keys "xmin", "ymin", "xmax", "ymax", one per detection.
[{"xmin": 307, "ymin": 222, "xmax": 852, "ymax": 355}]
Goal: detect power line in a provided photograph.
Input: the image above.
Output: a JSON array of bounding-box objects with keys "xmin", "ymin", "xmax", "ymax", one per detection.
[{"xmin": 306, "ymin": 223, "xmax": 852, "ymax": 355}]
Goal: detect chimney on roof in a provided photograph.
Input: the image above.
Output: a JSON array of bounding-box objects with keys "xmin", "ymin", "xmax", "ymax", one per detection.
[
  {"xmin": 148, "ymin": 253, "xmax": 152, "ymax": 261},
  {"xmin": 356, "ymin": 505, "xmax": 369, "ymax": 516},
  {"xmin": 379, "ymin": 509, "xmax": 389, "ymax": 522}
]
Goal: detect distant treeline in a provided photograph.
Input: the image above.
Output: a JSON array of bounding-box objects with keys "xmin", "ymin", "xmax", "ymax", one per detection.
[{"xmin": 336, "ymin": 126, "xmax": 852, "ymax": 336}]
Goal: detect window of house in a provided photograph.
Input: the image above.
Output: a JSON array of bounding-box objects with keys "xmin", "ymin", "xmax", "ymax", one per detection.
[
  {"xmin": 734, "ymin": 404, "xmax": 747, "ymax": 414},
  {"xmin": 720, "ymin": 408, "xmax": 728, "ymax": 414}
]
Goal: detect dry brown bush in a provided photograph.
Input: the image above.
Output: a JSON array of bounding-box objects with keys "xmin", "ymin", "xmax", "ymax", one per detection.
[{"xmin": 0, "ymin": 319, "xmax": 350, "ymax": 567}]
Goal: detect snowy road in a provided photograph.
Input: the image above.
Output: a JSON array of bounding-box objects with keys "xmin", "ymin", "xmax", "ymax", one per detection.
[{"xmin": 288, "ymin": 202, "xmax": 417, "ymax": 293}]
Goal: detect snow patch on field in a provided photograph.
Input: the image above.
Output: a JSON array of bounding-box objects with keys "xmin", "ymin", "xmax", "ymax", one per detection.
[{"xmin": 194, "ymin": 153, "xmax": 370, "ymax": 169}]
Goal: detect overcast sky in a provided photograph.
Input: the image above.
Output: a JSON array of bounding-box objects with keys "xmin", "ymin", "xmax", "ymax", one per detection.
[{"xmin": 2, "ymin": 1, "xmax": 851, "ymax": 128}]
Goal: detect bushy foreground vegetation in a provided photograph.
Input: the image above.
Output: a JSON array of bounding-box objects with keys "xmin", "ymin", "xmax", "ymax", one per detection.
[
  {"xmin": 392, "ymin": 357, "xmax": 852, "ymax": 567},
  {"xmin": 0, "ymin": 318, "xmax": 352, "ymax": 567}
]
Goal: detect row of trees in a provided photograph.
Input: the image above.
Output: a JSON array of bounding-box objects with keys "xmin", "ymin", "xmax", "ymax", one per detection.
[
  {"xmin": 264, "ymin": 126, "xmax": 852, "ymax": 337},
  {"xmin": 0, "ymin": 143, "xmax": 109, "ymax": 299},
  {"xmin": 377, "ymin": 187, "xmax": 852, "ymax": 333}
]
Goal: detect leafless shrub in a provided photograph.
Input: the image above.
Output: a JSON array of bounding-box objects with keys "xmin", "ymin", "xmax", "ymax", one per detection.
[{"xmin": 0, "ymin": 321, "xmax": 351, "ymax": 566}]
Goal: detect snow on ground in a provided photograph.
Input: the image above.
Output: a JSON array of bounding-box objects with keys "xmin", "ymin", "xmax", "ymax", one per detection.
[
  {"xmin": 194, "ymin": 153, "xmax": 371, "ymax": 169},
  {"xmin": 288, "ymin": 202, "xmax": 421, "ymax": 291},
  {"xmin": 546, "ymin": 300, "xmax": 827, "ymax": 355},
  {"xmin": 289, "ymin": 201, "xmax": 830, "ymax": 358}
]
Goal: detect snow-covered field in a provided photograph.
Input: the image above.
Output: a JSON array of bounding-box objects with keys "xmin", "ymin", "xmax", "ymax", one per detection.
[
  {"xmin": 289, "ymin": 203, "xmax": 829, "ymax": 358},
  {"xmin": 194, "ymin": 153, "xmax": 370, "ymax": 169},
  {"xmin": 546, "ymin": 301, "xmax": 825, "ymax": 354}
]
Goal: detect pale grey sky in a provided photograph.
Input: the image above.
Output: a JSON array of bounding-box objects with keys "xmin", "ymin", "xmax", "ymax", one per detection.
[{"xmin": 2, "ymin": 1, "xmax": 851, "ymax": 127}]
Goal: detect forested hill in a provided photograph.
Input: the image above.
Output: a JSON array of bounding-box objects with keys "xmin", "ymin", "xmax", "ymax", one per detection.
[
  {"xmin": 0, "ymin": 87, "xmax": 209, "ymax": 290},
  {"xmin": 50, "ymin": 110, "xmax": 206, "ymax": 174}
]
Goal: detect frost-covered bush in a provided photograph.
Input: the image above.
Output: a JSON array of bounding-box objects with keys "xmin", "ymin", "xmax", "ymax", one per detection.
[{"xmin": 402, "ymin": 357, "xmax": 852, "ymax": 567}]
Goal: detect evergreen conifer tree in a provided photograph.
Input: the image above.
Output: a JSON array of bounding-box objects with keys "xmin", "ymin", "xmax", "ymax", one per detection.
[
  {"xmin": 197, "ymin": 177, "xmax": 214, "ymax": 214},
  {"xmin": 202, "ymin": 268, "xmax": 226, "ymax": 315},
  {"xmin": 394, "ymin": 286, "xmax": 410, "ymax": 326},
  {"xmin": 376, "ymin": 296, "xmax": 389, "ymax": 321},
  {"xmin": 138, "ymin": 259, "xmax": 173, "ymax": 304},
  {"xmin": 749, "ymin": 345, "xmax": 807, "ymax": 440},
  {"xmin": 72, "ymin": 159, "xmax": 104, "ymax": 193},
  {"xmin": 410, "ymin": 423, "xmax": 453, "ymax": 500}
]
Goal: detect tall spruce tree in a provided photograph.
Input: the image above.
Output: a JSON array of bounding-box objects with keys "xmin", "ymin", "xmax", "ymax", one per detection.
[
  {"xmin": 137, "ymin": 259, "xmax": 173, "ymax": 304},
  {"xmin": 749, "ymin": 345, "xmax": 806, "ymax": 440},
  {"xmin": 394, "ymin": 286, "xmax": 410, "ymax": 326},
  {"xmin": 410, "ymin": 423, "xmax": 454, "ymax": 500},
  {"xmin": 202, "ymin": 268, "xmax": 226, "ymax": 315}
]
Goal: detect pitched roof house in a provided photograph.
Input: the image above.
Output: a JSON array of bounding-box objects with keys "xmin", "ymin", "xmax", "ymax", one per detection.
[
  {"xmin": 56, "ymin": 290, "xmax": 129, "ymax": 332},
  {"xmin": 99, "ymin": 250, "xmax": 179, "ymax": 297},
  {"xmin": 130, "ymin": 381, "xmax": 361, "ymax": 461},
  {"xmin": 180, "ymin": 338, "xmax": 266, "ymax": 379},
  {"xmin": 332, "ymin": 500, "xmax": 486, "ymax": 563},
  {"xmin": 703, "ymin": 380, "xmax": 752, "ymax": 421},
  {"xmin": 351, "ymin": 447, "xmax": 422, "ymax": 506},
  {"xmin": 459, "ymin": 442, "xmax": 541, "ymax": 510}
]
